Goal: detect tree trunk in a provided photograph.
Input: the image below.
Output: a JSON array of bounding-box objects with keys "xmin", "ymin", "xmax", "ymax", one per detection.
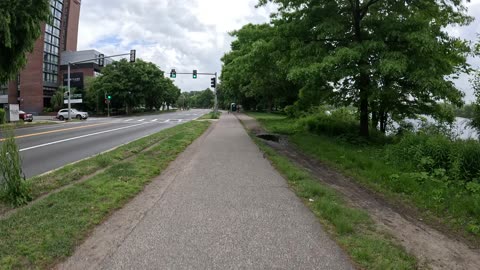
[
  {"xmin": 353, "ymin": 2, "xmax": 369, "ymax": 137},
  {"xmin": 380, "ymin": 111, "xmax": 387, "ymax": 134},
  {"xmin": 359, "ymin": 86, "xmax": 369, "ymax": 137}
]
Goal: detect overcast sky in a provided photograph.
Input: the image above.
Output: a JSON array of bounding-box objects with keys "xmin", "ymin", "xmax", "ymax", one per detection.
[{"xmin": 78, "ymin": 0, "xmax": 480, "ymax": 101}]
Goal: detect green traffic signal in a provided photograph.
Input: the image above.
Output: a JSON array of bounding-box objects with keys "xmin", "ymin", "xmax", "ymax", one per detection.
[
  {"xmin": 107, "ymin": 95, "xmax": 112, "ymax": 100},
  {"xmin": 193, "ymin": 69, "xmax": 197, "ymax": 79}
]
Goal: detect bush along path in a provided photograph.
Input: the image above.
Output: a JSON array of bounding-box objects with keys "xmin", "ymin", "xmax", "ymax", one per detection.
[
  {"xmin": 238, "ymin": 113, "xmax": 480, "ymax": 270},
  {"xmin": 0, "ymin": 121, "xmax": 211, "ymax": 269}
]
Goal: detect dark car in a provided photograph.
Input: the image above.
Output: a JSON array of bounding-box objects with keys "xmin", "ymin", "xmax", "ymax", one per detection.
[{"xmin": 19, "ymin": 110, "xmax": 33, "ymax": 122}]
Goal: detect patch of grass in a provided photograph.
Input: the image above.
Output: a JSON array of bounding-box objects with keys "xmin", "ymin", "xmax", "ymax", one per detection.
[
  {"xmin": 198, "ymin": 111, "xmax": 221, "ymax": 120},
  {"xmin": 0, "ymin": 121, "xmax": 210, "ymax": 269},
  {"xmin": 24, "ymin": 122, "xmax": 186, "ymax": 200},
  {"xmin": 250, "ymin": 112, "xmax": 480, "ymax": 244},
  {"xmin": 0, "ymin": 121, "xmax": 57, "ymax": 129},
  {"xmin": 253, "ymin": 137, "xmax": 417, "ymax": 269},
  {"xmin": 246, "ymin": 112, "xmax": 297, "ymax": 135}
]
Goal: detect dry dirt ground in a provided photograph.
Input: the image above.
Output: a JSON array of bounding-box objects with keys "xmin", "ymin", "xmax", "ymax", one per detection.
[{"xmin": 237, "ymin": 113, "xmax": 480, "ymax": 270}]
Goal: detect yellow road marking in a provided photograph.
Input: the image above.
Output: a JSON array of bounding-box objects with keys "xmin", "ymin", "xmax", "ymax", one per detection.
[{"xmin": 0, "ymin": 123, "xmax": 111, "ymax": 142}]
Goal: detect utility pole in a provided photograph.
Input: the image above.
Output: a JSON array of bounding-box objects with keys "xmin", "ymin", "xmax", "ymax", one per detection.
[{"xmin": 67, "ymin": 63, "xmax": 71, "ymax": 120}]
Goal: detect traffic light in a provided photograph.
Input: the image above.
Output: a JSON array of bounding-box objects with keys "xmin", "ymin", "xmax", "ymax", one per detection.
[
  {"xmin": 210, "ymin": 77, "xmax": 216, "ymax": 88},
  {"xmin": 98, "ymin": 54, "xmax": 105, "ymax": 67},
  {"xmin": 130, "ymin": 49, "xmax": 136, "ymax": 63},
  {"xmin": 107, "ymin": 95, "xmax": 112, "ymax": 100},
  {"xmin": 193, "ymin": 70, "xmax": 197, "ymax": 79},
  {"xmin": 170, "ymin": 69, "xmax": 176, "ymax": 78}
]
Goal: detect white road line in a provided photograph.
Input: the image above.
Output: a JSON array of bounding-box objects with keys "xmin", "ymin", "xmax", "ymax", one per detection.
[
  {"xmin": 19, "ymin": 123, "xmax": 147, "ymax": 152},
  {"xmin": 164, "ymin": 119, "xmax": 170, "ymax": 123},
  {"xmin": 125, "ymin": 119, "xmax": 133, "ymax": 122},
  {"xmin": 151, "ymin": 119, "xmax": 158, "ymax": 122},
  {"xmin": 138, "ymin": 119, "xmax": 145, "ymax": 122},
  {"xmin": 178, "ymin": 119, "xmax": 183, "ymax": 122}
]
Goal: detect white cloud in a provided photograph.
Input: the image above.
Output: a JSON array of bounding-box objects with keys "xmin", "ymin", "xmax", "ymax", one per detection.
[{"xmin": 78, "ymin": 0, "xmax": 272, "ymax": 92}]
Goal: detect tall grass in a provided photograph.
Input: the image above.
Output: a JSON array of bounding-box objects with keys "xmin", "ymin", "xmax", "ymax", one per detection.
[{"xmin": 0, "ymin": 128, "xmax": 31, "ymax": 206}]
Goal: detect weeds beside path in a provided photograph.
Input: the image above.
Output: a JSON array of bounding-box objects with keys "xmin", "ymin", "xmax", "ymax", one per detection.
[
  {"xmin": 0, "ymin": 121, "xmax": 210, "ymax": 269},
  {"xmin": 240, "ymin": 113, "xmax": 480, "ymax": 270}
]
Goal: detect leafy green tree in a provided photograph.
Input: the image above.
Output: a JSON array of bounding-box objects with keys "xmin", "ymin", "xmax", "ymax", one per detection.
[
  {"xmin": 87, "ymin": 59, "xmax": 176, "ymax": 114},
  {"xmin": 221, "ymin": 24, "xmax": 298, "ymax": 112},
  {"xmin": 50, "ymin": 90, "xmax": 64, "ymax": 112},
  {"xmin": 255, "ymin": 0, "xmax": 472, "ymax": 136},
  {"xmin": 0, "ymin": 0, "xmax": 50, "ymax": 83}
]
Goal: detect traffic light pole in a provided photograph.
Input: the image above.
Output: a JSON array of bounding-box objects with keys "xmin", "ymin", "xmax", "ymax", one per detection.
[
  {"xmin": 169, "ymin": 70, "xmax": 218, "ymax": 113},
  {"xmin": 214, "ymin": 72, "xmax": 218, "ymax": 114},
  {"xmin": 66, "ymin": 51, "xmax": 135, "ymax": 120}
]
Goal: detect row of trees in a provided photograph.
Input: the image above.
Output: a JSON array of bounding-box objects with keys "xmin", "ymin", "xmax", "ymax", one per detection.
[
  {"xmin": 85, "ymin": 59, "xmax": 181, "ymax": 114},
  {"xmin": 221, "ymin": 0, "xmax": 475, "ymax": 136},
  {"xmin": 177, "ymin": 89, "xmax": 215, "ymax": 110}
]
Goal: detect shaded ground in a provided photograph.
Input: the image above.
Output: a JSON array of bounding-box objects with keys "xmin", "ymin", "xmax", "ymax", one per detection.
[{"xmin": 237, "ymin": 113, "xmax": 480, "ymax": 270}]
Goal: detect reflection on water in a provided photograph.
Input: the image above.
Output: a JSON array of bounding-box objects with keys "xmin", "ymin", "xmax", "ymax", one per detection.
[{"xmin": 393, "ymin": 117, "xmax": 478, "ymax": 140}]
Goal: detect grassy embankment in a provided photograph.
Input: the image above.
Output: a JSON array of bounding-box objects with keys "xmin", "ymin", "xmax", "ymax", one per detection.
[
  {"xmin": 0, "ymin": 121, "xmax": 210, "ymax": 269},
  {"xmin": 248, "ymin": 112, "xmax": 480, "ymax": 242},
  {"xmin": 245, "ymin": 112, "xmax": 417, "ymax": 269},
  {"xmin": 254, "ymin": 136, "xmax": 417, "ymax": 269}
]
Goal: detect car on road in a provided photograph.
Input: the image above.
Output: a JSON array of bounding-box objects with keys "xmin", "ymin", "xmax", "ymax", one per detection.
[
  {"xmin": 56, "ymin": 109, "xmax": 88, "ymax": 120},
  {"xmin": 19, "ymin": 110, "xmax": 33, "ymax": 122}
]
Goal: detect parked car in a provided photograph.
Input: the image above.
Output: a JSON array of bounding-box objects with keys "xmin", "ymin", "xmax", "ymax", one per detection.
[
  {"xmin": 19, "ymin": 110, "xmax": 33, "ymax": 122},
  {"xmin": 56, "ymin": 109, "xmax": 88, "ymax": 120}
]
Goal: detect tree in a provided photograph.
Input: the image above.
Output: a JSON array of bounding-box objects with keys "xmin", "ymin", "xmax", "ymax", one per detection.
[
  {"xmin": 221, "ymin": 24, "xmax": 298, "ymax": 112},
  {"xmin": 87, "ymin": 59, "xmax": 175, "ymax": 114},
  {"xmin": 0, "ymin": 0, "xmax": 50, "ymax": 83},
  {"xmin": 50, "ymin": 90, "xmax": 64, "ymax": 112},
  {"xmin": 257, "ymin": 0, "xmax": 472, "ymax": 136}
]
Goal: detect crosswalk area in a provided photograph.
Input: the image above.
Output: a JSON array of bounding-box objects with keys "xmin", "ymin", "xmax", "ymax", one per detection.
[{"xmin": 106, "ymin": 118, "xmax": 186, "ymax": 124}]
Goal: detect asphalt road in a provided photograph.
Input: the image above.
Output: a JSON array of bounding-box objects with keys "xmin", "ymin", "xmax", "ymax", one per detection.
[{"xmin": 0, "ymin": 109, "xmax": 208, "ymax": 178}]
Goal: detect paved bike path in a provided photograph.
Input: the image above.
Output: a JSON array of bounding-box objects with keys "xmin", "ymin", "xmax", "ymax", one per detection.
[{"xmin": 60, "ymin": 113, "xmax": 353, "ymax": 269}]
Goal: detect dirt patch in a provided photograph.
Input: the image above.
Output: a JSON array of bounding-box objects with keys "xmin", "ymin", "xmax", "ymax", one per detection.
[{"xmin": 237, "ymin": 113, "xmax": 480, "ymax": 270}]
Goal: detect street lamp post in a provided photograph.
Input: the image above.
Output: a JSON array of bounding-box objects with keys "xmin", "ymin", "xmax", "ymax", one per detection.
[{"xmin": 67, "ymin": 62, "xmax": 71, "ymax": 120}]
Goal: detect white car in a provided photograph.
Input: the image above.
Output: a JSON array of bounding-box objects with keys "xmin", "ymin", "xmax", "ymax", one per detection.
[{"xmin": 56, "ymin": 109, "xmax": 88, "ymax": 120}]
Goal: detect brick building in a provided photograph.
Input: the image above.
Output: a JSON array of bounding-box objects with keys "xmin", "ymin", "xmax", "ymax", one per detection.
[{"xmin": 1, "ymin": 0, "xmax": 82, "ymax": 114}]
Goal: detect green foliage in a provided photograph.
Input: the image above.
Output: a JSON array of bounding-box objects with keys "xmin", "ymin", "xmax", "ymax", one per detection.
[
  {"xmin": 86, "ymin": 59, "xmax": 180, "ymax": 114},
  {"xmin": 50, "ymin": 89, "xmax": 64, "ymax": 111},
  {"xmin": 0, "ymin": 0, "xmax": 50, "ymax": 83},
  {"xmin": 387, "ymin": 132, "xmax": 480, "ymax": 183},
  {"xmin": 223, "ymin": 0, "xmax": 473, "ymax": 136},
  {"xmin": 297, "ymin": 107, "xmax": 358, "ymax": 138},
  {"xmin": 182, "ymin": 89, "xmax": 215, "ymax": 109},
  {"xmin": 0, "ymin": 108, "xmax": 5, "ymax": 124},
  {"xmin": 0, "ymin": 128, "xmax": 31, "ymax": 206}
]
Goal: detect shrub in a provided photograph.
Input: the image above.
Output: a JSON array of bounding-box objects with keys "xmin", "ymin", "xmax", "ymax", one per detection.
[
  {"xmin": 452, "ymin": 140, "xmax": 480, "ymax": 182},
  {"xmin": 0, "ymin": 108, "xmax": 5, "ymax": 124},
  {"xmin": 387, "ymin": 131, "xmax": 480, "ymax": 183},
  {"xmin": 297, "ymin": 107, "xmax": 358, "ymax": 137},
  {"xmin": 0, "ymin": 128, "xmax": 31, "ymax": 206}
]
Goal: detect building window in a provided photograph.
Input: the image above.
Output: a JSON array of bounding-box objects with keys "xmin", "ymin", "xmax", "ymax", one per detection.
[{"xmin": 0, "ymin": 83, "xmax": 7, "ymax": 95}]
